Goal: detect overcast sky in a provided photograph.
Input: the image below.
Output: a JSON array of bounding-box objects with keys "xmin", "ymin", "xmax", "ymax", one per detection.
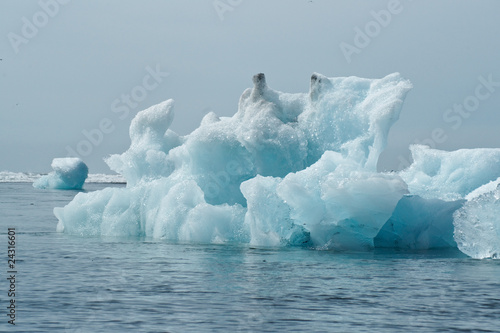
[{"xmin": 1, "ymin": 0, "xmax": 500, "ymax": 173}]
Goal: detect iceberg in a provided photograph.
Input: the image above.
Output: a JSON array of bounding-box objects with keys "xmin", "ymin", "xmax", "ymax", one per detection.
[
  {"xmin": 34, "ymin": 158, "xmax": 88, "ymax": 190},
  {"xmin": 53, "ymin": 72, "xmax": 500, "ymax": 258}
]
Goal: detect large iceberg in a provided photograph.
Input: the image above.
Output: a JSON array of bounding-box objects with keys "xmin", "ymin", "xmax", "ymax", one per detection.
[
  {"xmin": 54, "ymin": 73, "xmax": 500, "ymax": 259},
  {"xmin": 34, "ymin": 158, "xmax": 88, "ymax": 190}
]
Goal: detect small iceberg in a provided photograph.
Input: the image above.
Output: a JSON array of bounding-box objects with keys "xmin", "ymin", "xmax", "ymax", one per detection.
[{"xmin": 34, "ymin": 158, "xmax": 88, "ymax": 190}]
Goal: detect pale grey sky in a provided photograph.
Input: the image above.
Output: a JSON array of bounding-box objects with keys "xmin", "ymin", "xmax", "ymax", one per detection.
[{"xmin": 1, "ymin": 0, "xmax": 499, "ymax": 173}]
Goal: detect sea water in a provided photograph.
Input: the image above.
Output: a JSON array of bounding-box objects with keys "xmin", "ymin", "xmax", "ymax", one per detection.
[{"xmin": 1, "ymin": 183, "xmax": 499, "ymax": 332}]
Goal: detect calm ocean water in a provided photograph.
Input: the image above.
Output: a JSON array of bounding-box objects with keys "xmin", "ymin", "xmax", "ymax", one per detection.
[{"xmin": 1, "ymin": 183, "xmax": 499, "ymax": 332}]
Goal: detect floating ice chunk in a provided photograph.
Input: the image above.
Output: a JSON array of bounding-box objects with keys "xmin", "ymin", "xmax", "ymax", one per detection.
[
  {"xmin": 400, "ymin": 145, "xmax": 500, "ymax": 201},
  {"xmin": 453, "ymin": 177, "xmax": 500, "ymax": 259},
  {"xmin": 33, "ymin": 158, "xmax": 88, "ymax": 190}
]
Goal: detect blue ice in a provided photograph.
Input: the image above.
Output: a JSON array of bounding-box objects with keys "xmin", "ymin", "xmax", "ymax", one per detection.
[
  {"xmin": 34, "ymin": 158, "xmax": 88, "ymax": 190},
  {"xmin": 54, "ymin": 73, "xmax": 500, "ymax": 259}
]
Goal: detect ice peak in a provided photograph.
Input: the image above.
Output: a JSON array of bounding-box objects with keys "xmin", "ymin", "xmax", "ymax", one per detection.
[{"xmin": 309, "ymin": 72, "xmax": 332, "ymax": 101}]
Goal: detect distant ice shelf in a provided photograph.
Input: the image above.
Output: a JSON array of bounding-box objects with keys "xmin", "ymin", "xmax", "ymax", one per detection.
[{"xmin": 0, "ymin": 171, "xmax": 125, "ymax": 184}]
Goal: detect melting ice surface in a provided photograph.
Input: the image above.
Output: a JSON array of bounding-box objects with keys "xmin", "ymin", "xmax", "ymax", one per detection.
[
  {"xmin": 34, "ymin": 158, "xmax": 89, "ymax": 190},
  {"xmin": 54, "ymin": 73, "xmax": 500, "ymax": 259}
]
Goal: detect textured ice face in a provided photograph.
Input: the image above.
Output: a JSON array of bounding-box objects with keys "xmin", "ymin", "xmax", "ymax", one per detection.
[
  {"xmin": 399, "ymin": 145, "xmax": 500, "ymax": 201},
  {"xmin": 52, "ymin": 72, "xmax": 500, "ymax": 258},
  {"xmin": 453, "ymin": 178, "xmax": 500, "ymax": 259},
  {"xmin": 33, "ymin": 158, "xmax": 88, "ymax": 190},
  {"xmin": 107, "ymin": 72, "xmax": 411, "ymax": 202},
  {"xmin": 301, "ymin": 73, "xmax": 411, "ymax": 171},
  {"xmin": 105, "ymin": 100, "xmax": 180, "ymax": 187},
  {"xmin": 242, "ymin": 151, "xmax": 408, "ymax": 250}
]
